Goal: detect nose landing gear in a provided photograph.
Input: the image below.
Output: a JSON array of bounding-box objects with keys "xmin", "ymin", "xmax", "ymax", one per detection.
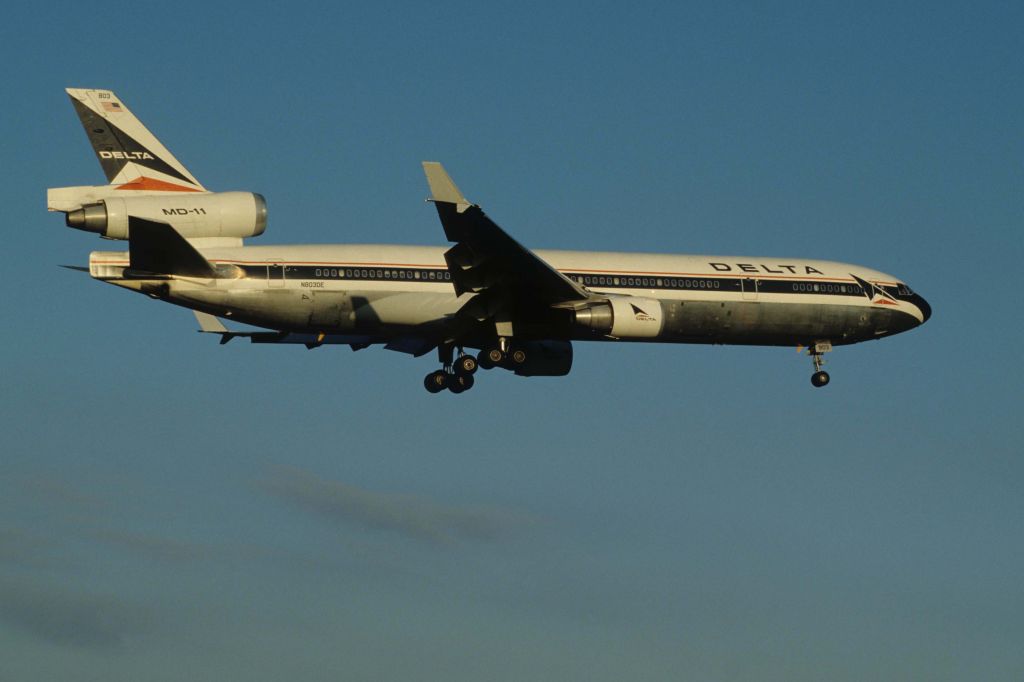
[{"xmin": 807, "ymin": 341, "xmax": 832, "ymax": 388}]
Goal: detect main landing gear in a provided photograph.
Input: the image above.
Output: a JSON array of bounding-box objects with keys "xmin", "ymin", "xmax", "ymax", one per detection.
[
  {"xmin": 423, "ymin": 354, "xmax": 477, "ymax": 394},
  {"xmin": 423, "ymin": 368, "xmax": 475, "ymax": 394},
  {"xmin": 423, "ymin": 344, "xmax": 479, "ymax": 394},
  {"xmin": 807, "ymin": 341, "xmax": 832, "ymax": 388},
  {"xmin": 422, "ymin": 340, "xmax": 528, "ymax": 394}
]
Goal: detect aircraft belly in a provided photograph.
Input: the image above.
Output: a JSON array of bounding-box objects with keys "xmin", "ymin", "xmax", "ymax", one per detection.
[
  {"xmin": 357, "ymin": 292, "xmax": 464, "ymax": 329},
  {"xmin": 660, "ymin": 300, "xmax": 874, "ymax": 346},
  {"xmin": 169, "ymin": 285, "xmax": 460, "ymax": 333},
  {"xmin": 170, "ymin": 288, "xmax": 316, "ymax": 330}
]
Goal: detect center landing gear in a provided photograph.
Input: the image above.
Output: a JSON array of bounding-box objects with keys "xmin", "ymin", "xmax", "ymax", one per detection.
[
  {"xmin": 476, "ymin": 338, "xmax": 527, "ymax": 371},
  {"xmin": 423, "ymin": 344, "xmax": 478, "ymax": 394},
  {"xmin": 807, "ymin": 341, "xmax": 832, "ymax": 388}
]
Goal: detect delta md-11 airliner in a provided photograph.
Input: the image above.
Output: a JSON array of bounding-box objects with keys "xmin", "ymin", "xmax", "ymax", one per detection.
[{"xmin": 50, "ymin": 89, "xmax": 930, "ymax": 393}]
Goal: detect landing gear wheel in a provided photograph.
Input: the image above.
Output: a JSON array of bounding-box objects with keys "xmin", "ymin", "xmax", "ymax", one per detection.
[
  {"xmin": 486, "ymin": 348, "xmax": 504, "ymax": 365},
  {"xmin": 477, "ymin": 350, "xmax": 495, "ymax": 370},
  {"xmin": 447, "ymin": 373, "xmax": 474, "ymax": 393},
  {"xmin": 811, "ymin": 371, "xmax": 830, "ymax": 388},
  {"xmin": 456, "ymin": 355, "xmax": 478, "ymax": 375},
  {"xmin": 424, "ymin": 370, "xmax": 447, "ymax": 393},
  {"xmin": 510, "ymin": 349, "xmax": 527, "ymax": 364}
]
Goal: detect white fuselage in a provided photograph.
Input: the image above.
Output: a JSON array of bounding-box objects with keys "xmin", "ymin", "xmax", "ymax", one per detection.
[{"xmin": 89, "ymin": 242, "xmax": 930, "ymax": 348}]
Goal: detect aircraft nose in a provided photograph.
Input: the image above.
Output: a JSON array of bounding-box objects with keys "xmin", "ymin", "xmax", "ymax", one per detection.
[{"xmin": 911, "ymin": 293, "xmax": 931, "ymax": 324}]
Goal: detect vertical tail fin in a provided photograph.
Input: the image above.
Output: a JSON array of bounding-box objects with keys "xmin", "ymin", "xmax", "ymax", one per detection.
[{"xmin": 65, "ymin": 88, "xmax": 205, "ymax": 192}]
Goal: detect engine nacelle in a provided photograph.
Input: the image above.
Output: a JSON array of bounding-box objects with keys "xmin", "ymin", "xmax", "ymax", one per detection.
[
  {"xmin": 513, "ymin": 340, "xmax": 573, "ymax": 377},
  {"xmin": 64, "ymin": 191, "xmax": 267, "ymax": 240},
  {"xmin": 573, "ymin": 296, "xmax": 664, "ymax": 338}
]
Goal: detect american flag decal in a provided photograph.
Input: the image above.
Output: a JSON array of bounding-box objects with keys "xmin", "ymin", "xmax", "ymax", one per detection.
[{"xmin": 101, "ymin": 101, "xmax": 123, "ymax": 112}]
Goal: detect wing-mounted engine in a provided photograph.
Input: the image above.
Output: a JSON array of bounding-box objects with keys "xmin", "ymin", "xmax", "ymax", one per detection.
[
  {"xmin": 511, "ymin": 340, "xmax": 573, "ymax": 376},
  {"xmin": 572, "ymin": 296, "xmax": 664, "ymax": 338},
  {"xmin": 59, "ymin": 191, "xmax": 267, "ymax": 240}
]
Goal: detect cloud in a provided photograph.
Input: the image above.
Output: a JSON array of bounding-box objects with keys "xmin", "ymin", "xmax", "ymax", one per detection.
[
  {"xmin": 0, "ymin": 579, "xmax": 153, "ymax": 650},
  {"xmin": 258, "ymin": 467, "xmax": 534, "ymax": 545},
  {"xmin": 19, "ymin": 476, "xmax": 111, "ymax": 513},
  {"xmin": 0, "ymin": 528, "xmax": 57, "ymax": 569},
  {"xmin": 86, "ymin": 528, "xmax": 213, "ymax": 563}
]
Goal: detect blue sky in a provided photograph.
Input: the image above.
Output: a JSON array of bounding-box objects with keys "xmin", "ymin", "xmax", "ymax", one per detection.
[{"xmin": 1, "ymin": 1, "xmax": 1022, "ymax": 679}]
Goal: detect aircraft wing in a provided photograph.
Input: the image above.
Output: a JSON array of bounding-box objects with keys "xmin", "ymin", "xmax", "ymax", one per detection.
[{"xmin": 422, "ymin": 163, "xmax": 591, "ymax": 316}]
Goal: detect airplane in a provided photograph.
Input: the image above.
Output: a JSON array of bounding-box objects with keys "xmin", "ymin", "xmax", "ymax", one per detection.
[{"xmin": 49, "ymin": 88, "xmax": 930, "ymax": 393}]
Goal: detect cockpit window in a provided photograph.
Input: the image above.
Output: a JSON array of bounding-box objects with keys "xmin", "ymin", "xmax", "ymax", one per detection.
[{"xmin": 897, "ymin": 283, "xmax": 914, "ymax": 296}]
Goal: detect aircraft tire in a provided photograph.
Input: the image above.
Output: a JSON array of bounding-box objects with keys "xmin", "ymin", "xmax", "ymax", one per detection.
[
  {"xmin": 447, "ymin": 373, "xmax": 473, "ymax": 394},
  {"xmin": 511, "ymin": 349, "xmax": 527, "ymax": 364},
  {"xmin": 456, "ymin": 355, "xmax": 478, "ymax": 375},
  {"xmin": 811, "ymin": 371, "xmax": 830, "ymax": 388},
  {"xmin": 486, "ymin": 348, "xmax": 504, "ymax": 365},
  {"xmin": 477, "ymin": 350, "xmax": 495, "ymax": 370},
  {"xmin": 424, "ymin": 370, "xmax": 447, "ymax": 393}
]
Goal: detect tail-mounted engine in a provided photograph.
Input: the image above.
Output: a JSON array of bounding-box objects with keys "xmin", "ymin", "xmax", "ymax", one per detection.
[
  {"xmin": 61, "ymin": 191, "xmax": 267, "ymax": 240},
  {"xmin": 573, "ymin": 296, "xmax": 664, "ymax": 338}
]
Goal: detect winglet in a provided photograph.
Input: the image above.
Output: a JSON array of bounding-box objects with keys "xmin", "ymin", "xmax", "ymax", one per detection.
[{"xmin": 422, "ymin": 162, "xmax": 472, "ymax": 213}]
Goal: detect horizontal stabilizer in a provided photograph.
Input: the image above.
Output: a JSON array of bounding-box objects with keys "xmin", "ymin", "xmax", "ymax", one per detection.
[
  {"xmin": 193, "ymin": 310, "xmax": 228, "ymax": 333},
  {"xmin": 129, "ymin": 217, "xmax": 217, "ymax": 277}
]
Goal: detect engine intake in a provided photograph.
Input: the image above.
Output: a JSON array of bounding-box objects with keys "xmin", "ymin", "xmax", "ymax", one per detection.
[{"xmin": 65, "ymin": 191, "xmax": 267, "ymax": 240}]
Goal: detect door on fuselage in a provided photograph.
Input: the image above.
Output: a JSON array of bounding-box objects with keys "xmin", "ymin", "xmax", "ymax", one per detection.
[
  {"xmin": 741, "ymin": 277, "xmax": 758, "ymax": 301},
  {"xmin": 266, "ymin": 261, "xmax": 285, "ymax": 288}
]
